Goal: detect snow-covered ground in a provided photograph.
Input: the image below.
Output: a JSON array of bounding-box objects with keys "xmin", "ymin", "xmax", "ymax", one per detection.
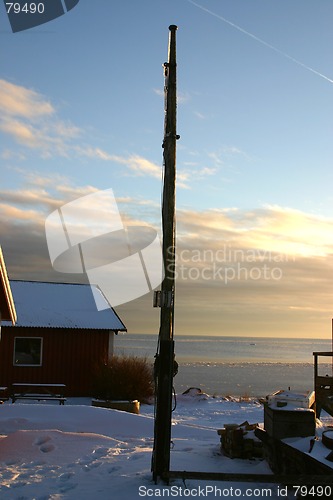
[{"xmin": 0, "ymin": 394, "xmax": 330, "ymax": 499}]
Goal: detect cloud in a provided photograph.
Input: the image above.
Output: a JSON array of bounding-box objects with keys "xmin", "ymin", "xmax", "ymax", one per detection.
[
  {"xmin": 1, "ymin": 149, "xmax": 26, "ymax": 161},
  {"xmin": 104, "ymin": 154, "xmax": 190, "ymax": 188},
  {"xmin": 0, "ymin": 79, "xmax": 54, "ymax": 119},
  {"xmin": 0, "ymin": 80, "xmax": 182, "ymax": 185},
  {"xmin": 197, "ymin": 167, "xmax": 217, "ymax": 177},
  {"xmin": 0, "ymin": 79, "xmax": 115, "ymax": 160},
  {"xmin": 174, "ymin": 147, "xmax": 250, "ymax": 187},
  {"xmin": 207, "ymin": 146, "xmax": 250, "ymax": 167},
  {"xmin": 75, "ymin": 146, "xmax": 115, "ymax": 161},
  {"xmin": 0, "ymin": 118, "xmax": 81, "ymax": 158},
  {"xmin": 153, "ymin": 88, "xmax": 164, "ymax": 98},
  {"xmin": 193, "ymin": 111, "xmax": 206, "ymax": 120},
  {"xmin": 177, "ymin": 205, "xmax": 333, "ymax": 257},
  {"xmin": 153, "ymin": 88, "xmax": 191, "ymax": 104},
  {"xmin": 0, "ymin": 119, "xmax": 38, "ymax": 147},
  {"xmin": 117, "ymin": 154, "xmax": 162, "ymax": 179},
  {"xmin": 163, "ymin": 204, "xmax": 333, "ymax": 337},
  {"xmin": 177, "ymin": 91, "xmax": 191, "ymax": 104},
  {"xmin": 0, "ymin": 202, "xmax": 42, "ymax": 222},
  {"xmin": 1, "ymin": 170, "xmax": 332, "ymax": 338},
  {"xmin": 0, "ymin": 172, "xmax": 161, "ymax": 269}
]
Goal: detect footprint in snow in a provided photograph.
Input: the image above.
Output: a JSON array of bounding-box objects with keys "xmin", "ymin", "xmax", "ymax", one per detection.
[
  {"xmin": 34, "ymin": 435, "xmax": 51, "ymax": 446},
  {"xmin": 59, "ymin": 482, "xmax": 78, "ymax": 493},
  {"xmin": 31, "ymin": 460, "xmax": 47, "ymax": 466},
  {"xmin": 12, "ymin": 418, "xmax": 28, "ymax": 425},
  {"xmin": 92, "ymin": 446, "xmax": 110, "ymax": 456},
  {"xmin": 128, "ymin": 453, "xmax": 142, "ymax": 461},
  {"xmin": 33, "ymin": 435, "xmax": 55, "ymax": 453},
  {"xmin": 108, "ymin": 465, "xmax": 121, "ymax": 474},
  {"xmin": 58, "ymin": 472, "xmax": 75, "ymax": 482},
  {"xmin": 4, "ymin": 458, "xmax": 22, "ymax": 466},
  {"xmin": 40, "ymin": 443, "xmax": 55, "ymax": 453},
  {"xmin": 82, "ymin": 460, "xmax": 102, "ymax": 471},
  {"xmin": 10, "ymin": 479, "xmax": 28, "ymax": 488}
]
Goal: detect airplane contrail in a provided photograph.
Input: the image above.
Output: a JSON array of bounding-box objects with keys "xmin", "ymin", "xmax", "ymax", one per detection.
[{"xmin": 187, "ymin": 0, "xmax": 333, "ymax": 84}]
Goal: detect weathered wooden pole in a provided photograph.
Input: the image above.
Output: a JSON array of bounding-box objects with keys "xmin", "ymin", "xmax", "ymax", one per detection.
[{"xmin": 152, "ymin": 24, "xmax": 179, "ymax": 483}]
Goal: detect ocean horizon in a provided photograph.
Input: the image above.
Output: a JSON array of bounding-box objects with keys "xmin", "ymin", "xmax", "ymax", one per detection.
[{"xmin": 115, "ymin": 333, "xmax": 332, "ymax": 398}]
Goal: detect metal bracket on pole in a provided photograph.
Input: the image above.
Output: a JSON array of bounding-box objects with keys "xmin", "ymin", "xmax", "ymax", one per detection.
[{"xmin": 153, "ymin": 290, "xmax": 174, "ymax": 308}]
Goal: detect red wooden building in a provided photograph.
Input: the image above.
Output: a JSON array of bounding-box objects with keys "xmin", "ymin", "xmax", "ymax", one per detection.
[{"xmin": 0, "ymin": 280, "xmax": 126, "ymax": 396}]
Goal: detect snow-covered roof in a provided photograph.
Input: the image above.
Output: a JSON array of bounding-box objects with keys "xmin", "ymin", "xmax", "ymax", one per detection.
[{"xmin": 2, "ymin": 280, "xmax": 126, "ymax": 331}]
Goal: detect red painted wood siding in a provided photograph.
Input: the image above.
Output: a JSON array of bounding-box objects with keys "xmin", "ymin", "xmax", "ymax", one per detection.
[{"xmin": 0, "ymin": 327, "xmax": 111, "ymax": 396}]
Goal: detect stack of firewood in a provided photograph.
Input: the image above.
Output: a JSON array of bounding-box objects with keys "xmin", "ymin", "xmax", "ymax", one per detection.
[{"xmin": 217, "ymin": 421, "xmax": 263, "ymax": 459}]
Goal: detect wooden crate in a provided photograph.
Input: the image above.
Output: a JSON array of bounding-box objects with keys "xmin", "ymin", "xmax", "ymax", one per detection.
[{"xmin": 264, "ymin": 404, "xmax": 315, "ymax": 439}]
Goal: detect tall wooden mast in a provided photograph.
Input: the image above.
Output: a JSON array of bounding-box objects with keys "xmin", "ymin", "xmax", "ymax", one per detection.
[{"xmin": 152, "ymin": 24, "xmax": 179, "ymax": 483}]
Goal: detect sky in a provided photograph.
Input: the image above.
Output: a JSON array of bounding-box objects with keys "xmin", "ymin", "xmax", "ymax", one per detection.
[{"xmin": 0, "ymin": 0, "xmax": 332, "ymax": 339}]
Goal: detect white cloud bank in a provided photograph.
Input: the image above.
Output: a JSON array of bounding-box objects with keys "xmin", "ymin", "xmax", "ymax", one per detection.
[{"xmin": 0, "ymin": 173, "xmax": 333, "ymax": 338}]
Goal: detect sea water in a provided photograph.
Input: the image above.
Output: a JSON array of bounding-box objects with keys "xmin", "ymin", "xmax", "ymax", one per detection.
[{"xmin": 114, "ymin": 334, "xmax": 332, "ymax": 398}]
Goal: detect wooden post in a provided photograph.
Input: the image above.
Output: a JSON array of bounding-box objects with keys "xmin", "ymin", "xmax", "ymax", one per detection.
[{"xmin": 152, "ymin": 25, "xmax": 179, "ymax": 483}]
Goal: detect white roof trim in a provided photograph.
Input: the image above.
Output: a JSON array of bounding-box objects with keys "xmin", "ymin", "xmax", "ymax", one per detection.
[{"xmin": 0, "ymin": 248, "xmax": 16, "ymax": 324}]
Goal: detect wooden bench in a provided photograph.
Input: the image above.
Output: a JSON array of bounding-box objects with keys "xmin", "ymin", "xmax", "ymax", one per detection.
[
  {"xmin": 0, "ymin": 386, "xmax": 8, "ymax": 403},
  {"xmin": 12, "ymin": 395, "xmax": 67, "ymax": 404},
  {"xmin": 11, "ymin": 383, "xmax": 66, "ymax": 405}
]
